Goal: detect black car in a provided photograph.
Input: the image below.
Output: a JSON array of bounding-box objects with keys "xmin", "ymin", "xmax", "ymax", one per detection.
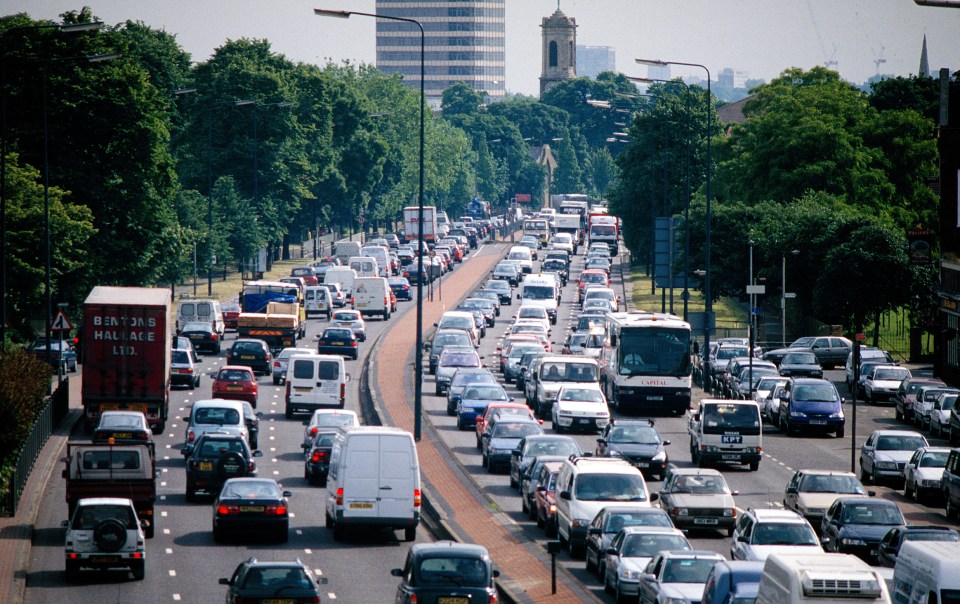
[
  {"xmin": 316, "ymin": 327, "xmax": 359, "ymax": 360},
  {"xmin": 179, "ymin": 320, "xmax": 222, "ymax": 354},
  {"xmin": 778, "ymin": 351, "xmax": 824, "ymax": 378},
  {"xmin": 508, "ymin": 434, "xmax": 582, "ymax": 490},
  {"xmin": 821, "ymin": 497, "xmax": 906, "ymax": 563},
  {"xmin": 220, "ymin": 558, "xmax": 325, "ymax": 603},
  {"xmin": 391, "ymin": 542, "xmax": 499, "ymax": 604},
  {"xmin": 595, "ymin": 420, "xmax": 671, "ymax": 481},
  {"xmin": 483, "ymin": 280, "xmax": 512, "ymax": 305},
  {"xmin": 212, "ymin": 478, "xmax": 292, "ymax": 543},
  {"xmin": 876, "ymin": 524, "xmax": 959, "ymax": 568},
  {"xmin": 241, "ymin": 401, "xmax": 262, "ymax": 449},
  {"xmin": 403, "ymin": 263, "xmax": 432, "ymax": 285},
  {"xmin": 227, "ymin": 339, "xmax": 272, "ymax": 375},
  {"xmin": 541, "ymin": 259, "xmax": 569, "ymax": 285},
  {"xmin": 389, "ymin": 277, "xmax": 413, "ymax": 300},
  {"xmin": 303, "ymin": 429, "xmax": 338, "ymax": 486},
  {"xmin": 185, "ymin": 433, "xmax": 261, "ymax": 500}
]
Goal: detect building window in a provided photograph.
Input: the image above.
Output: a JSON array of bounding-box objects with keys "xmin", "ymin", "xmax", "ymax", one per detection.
[{"xmin": 549, "ymin": 41, "xmax": 558, "ymax": 67}]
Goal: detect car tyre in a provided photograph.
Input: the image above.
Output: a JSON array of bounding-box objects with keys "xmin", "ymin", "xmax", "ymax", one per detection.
[
  {"xmin": 585, "ymin": 550, "xmax": 596, "ymax": 574},
  {"xmin": 947, "ymin": 497, "xmax": 957, "ymax": 519},
  {"xmin": 131, "ymin": 561, "xmax": 145, "ymax": 581},
  {"xmin": 273, "ymin": 376, "xmax": 280, "ymax": 385},
  {"xmin": 836, "ymin": 426, "xmax": 844, "ymax": 438},
  {"xmin": 404, "ymin": 526, "xmax": 416, "ymax": 542},
  {"xmin": 904, "ymin": 479, "xmax": 914, "ymax": 500},
  {"xmin": 860, "ymin": 464, "xmax": 871, "ymax": 484},
  {"xmin": 65, "ymin": 560, "xmax": 80, "ymax": 582},
  {"xmin": 749, "ymin": 460, "xmax": 760, "ymax": 472}
]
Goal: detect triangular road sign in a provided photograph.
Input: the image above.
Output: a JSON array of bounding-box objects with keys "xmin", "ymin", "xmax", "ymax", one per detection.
[{"xmin": 50, "ymin": 310, "xmax": 73, "ymax": 331}]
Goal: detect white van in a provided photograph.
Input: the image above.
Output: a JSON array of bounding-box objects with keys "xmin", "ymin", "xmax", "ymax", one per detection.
[
  {"xmin": 180, "ymin": 399, "xmax": 248, "ymax": 457},
  {"xmin": 756, "ymin": 552, "xmax": 890, "ymax": 604},
  {"xmin": 324, "ymin": 267, "xmax": 358, "ymax": 298},
  {"xmin": 176, "ymin": 298, "xmax": 225, "ymax": 337},
  {"xmin": 335, "ymin": 240, "xmax": 362, "ymax": 265},
  {"xmin": 519, "ymin": 274, "xmax": 560, "ymax": 324},
  {"xmin": 348, "ymin": 256, "xmax": 380, "ymax": 278},
  {"xmin": 324, "ymin": 426, "xmax": 421, "ymax": 542},
  {"xmin": 284, "ymin": 354, "xmax": 350, "ymax": 418},
  {"xmin": 304, "ymin": 285, "xmax": 331, "ymax": 319},
  {"xmin": 688, "ymin": 399, "xmax": 763, "ymax": 471},
  {"xmin": 361, "ymin": 245, "xmax": 391, "ymax": 276},
  {"xmin": 352, "ymin": 276, "xmax": 392, "ymax": 319},
  {"xmin": 892, "ymin": 541, "xmax": 960, "ymax": 604},
  {"xmin": 555, "ymin": 455, "xmax": 654, "ymax": 556}
]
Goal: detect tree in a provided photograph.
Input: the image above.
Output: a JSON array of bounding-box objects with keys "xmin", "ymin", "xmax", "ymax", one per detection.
[
  {"xmin": 584, "ymin": 147, "xmax": 617, "ymax": 197},
  {"xmin": 441, "ymin": 82, "xmax": 484, "ymax": 118},
  {"xmin": 551, "ymin": 137, "xmax": 583, "ymax": 194},
  {"xmin": 869, "ymin": 75, "xmax": 939, "ymax": 123}
]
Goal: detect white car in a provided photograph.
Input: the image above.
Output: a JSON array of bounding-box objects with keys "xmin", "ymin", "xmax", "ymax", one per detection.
[
  {"xmin": 755, "ymin": 377, "xmax": 788, "ymax": 421},
  {"xmin": 930, "ymin": 393, "xmax": 958, "ymax": 438},
  {"xmin": 903, "ymin": 446, "xmax": 950, "ymax": 502},
  {"xmin": 63, "ymin": 497, "xmax": 146, "ymax": 581},
  {"xmin": 552, "ymin": 384, "xmax": 609, "ymax": 433},
  {"xmin": 550, "ymin": 233, "xmax": 575, "ymax": 254},
  {"xmin": 331, "ymin": 309, "xmax": 366, "ymax": 341},
  {"xmin": 638, "ymin": 550, "xmax": 725, "ymax": 604},
  {"xmin": 602, "ymin": 526, "xmax": 690, "ymax": 602},
  {"xmin": 862, "ymin": 365, "xmax": 911, "ymax": 404},
  {"xmin": 729, "ymin": 508, "xmax": 822, "ymax": 562},
  {"xmin": 514, "ymin": 305, "xmax": 550, "ymax": 328},
  {"xmin": 301, "ymin": 409, "xmax": 360, "ymax": 449}
]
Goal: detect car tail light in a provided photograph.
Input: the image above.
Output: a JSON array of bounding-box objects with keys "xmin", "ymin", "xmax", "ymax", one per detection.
[
  {"xmin": 286, "ymin": 381, "xmax": 292, "ymax": 404},
  {"xmin": 265, "ymin": 504, "xmax": 287, "ymax": 516},
  {"xmin": 136, "ymin": 432, "xmax": 148, "ymax": 441},
  {"xmin": 384, "ymin": 297, "xmax": 388, "ymax": 306},
  {"xmin": 273, "ymin": 361, "xmax": 281, "ymax": 368},
  {"xmin": 211, "ymin": 332, "xmax": 218, "ymax": 341},
  {"xmin": 413, "ymin": 488, "xmax": 421, "ymax": 508},
  {"xmin": 409, "ymin": 595, "xmax": 418, "ymax": 604},
  {"xmin": 488, "ymin": 594, "xmax": 498, "ymax": 604},
  {"xmin": 351, "ymin": 341, "xmax": 357, "ymax": 348},
  {"xmin": 336, "ymin": 488, "xmax": 344, "ymax": 506},
  {"xmin": 187, "ymin": 430, "xmax": 195, "ymax": 443},
  {"xmin": 217, "ymin": 504, "xmax": 238, "ymax": 515},
  {"xmin": 247, "ymin": 460, "xmax": 256, "ymax": 472},
  {"xmin": 340, "ymin": 383, "xmax": 346, "ymax": 404},
  {"xmin": 311, "ymin": 450, "xmax": 326, "ymax": 463}
]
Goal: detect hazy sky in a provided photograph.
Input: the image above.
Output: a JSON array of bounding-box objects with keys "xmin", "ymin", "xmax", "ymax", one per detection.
[{"xmin": 12, "ymin": 1, "xmax": 960, "ymax": 96}]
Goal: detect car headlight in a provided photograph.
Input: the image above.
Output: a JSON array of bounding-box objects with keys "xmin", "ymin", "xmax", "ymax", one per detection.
[
  {"xmin": 919, "ymin": 478, "xmax": 940, "ymax": 488},
  {"xmin": 652, "ymin": 451, "xmax": 667, "ymax": 461},
  {"xmin": 829, "ymin": 412, "xmax": 844, "ymax": 418},
  {"xmin": 673, "ymin": 508, "xmax": 688, "ymax": 516},
  {"xmin": 704, "ymin": 445, "xmax": 719, "ymax": 453},
  {"xmin": 875, "ymin": 460, "xmax": 897, "ymax": 470},
  {"xmin": 723, "ymin": 508, "xmax": 735, "ymax": 517},
  {"xmin": 791, "ymin": 410, "xmax": 808, "ymax": 418},
  {"xmin": 841, "ymin": 538, "xmax": 867, "ymax": 546},
  {"xmin": 620, "ymin": 569, "xmax": 642, "ymax": 580},
  {"xmin": 607, "ymin": 450, "xmax": 623, "ymax": 458},
  {"xmin": 571, "ymin": 518, "xmax": 590, "ymax": 528}
]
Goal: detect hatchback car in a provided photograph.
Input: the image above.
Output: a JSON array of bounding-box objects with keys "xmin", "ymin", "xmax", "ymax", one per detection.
[
  {"xmin": 93, "ymin": 411, "xmax": 152, "ymax": 444},
  {"xmin": 226, "ymin": 339, "xmax": 272, "ymax": 376},
  {"xmin": 446, "ymin": 369, "xmax": 498, "ymax": 415},
  {"xmin": 821, "ymin": 497, "xmax": 906, "ymax": 563},
  {"xmin": 509, "ymin": 434, "xmax": 582, "ymax": 491},
  {"xmin": 456, "ymin": 384, "xmax": 511, "ymax": 430},
  {"xmin": 777, "ymin": 351, "xmax": 823, "ymax": 378},
  {"xmin": 638, "ymin": 550, "xmax": 726, "ymax": 604},
  {"xmin": 170, "ymin": 348, "xmax": 201, "ymax": 389},
  {"xmin": 552, "ymin": 384, "xmax": 610, "ymax": 434},
  {"xmin": 435, "ymin": 348, "xmax": 483, "ymax": 396},
  {"xmin": 729, "ymin": 508, "xmax": 821, "ymax": 562},
  {"xmin": 270, "ymin": 346, "xmax": 315, "ymax": 385},
  {"xmin": 316, "ymin": 327, "xmax": 359, "ymax": 360},
  {"xmin": 388, "ymin": 276, "xmax": 413, "ymax": 301},
  {"xmin": 212, "ymin": 478, "xmax": 291, "ymax": 543},
  {"xmin": 859, "ymin": 429, "xmax": 928, "ymax": 485},
  {"xmin": 221, "ymin": 302, "xmax": 241, "ymax": 331},
  {"xmin": 185, "ymin": 433, "xmax": 261, "ymax": 500},
  {"xmin": 585, "ymin": 506, "xmax": 674, "ymax": 579},
  {"xmin": 783, "ymin": 469, "xmax": 872, "ymax": 529},
  {"xmin": 303, "ymin": 429, "xmax": 338, "ymax": 486},
  {"xmin": 331, "ymin": 309, "xmax": 366, "ymax": 341},
  {"xmin": 220, "ymin": 559, "xmax": 325, "ymax": 603},
  {"xmin": 604, "ymin": 526, "xmax": 692, "ymax": 603},
  {"xmin": 483, "ymin": 279, "xmax": 512, "ymax": 305},
  {"xmin": 481, "ymin": 418, "xmax": 544, "ymax": 473},
  {"xmin": 863, "ymin": 365, "xmax": 912, "ymax": 404},
  {"xmin": 301, "ymin": 409, "xmax": 360, "ymax": 448},
  {"xmin": 903, "ymin": 446, "xmax": 949, "ymax": 502},
  {"xmin": 390, "ymin": 542, "xmax": 499, "ymax": 604},
  {"xmin": 658, "ymin": 467, "xmax": 738, "ymax": 536},
  {"xmin": 178, "ymin": 320, "xmax": 221, "ymax": 354},
  {"xmin": 427, "ymin": 329, "xmax": 476, "ymax": 374},
  {"xmin": 211, "ymin": 366, "xmax": 259, "ymax": 407},
  {"xmin": 595, "ymin": 420, "xmax": 670, "ymax": 481}
]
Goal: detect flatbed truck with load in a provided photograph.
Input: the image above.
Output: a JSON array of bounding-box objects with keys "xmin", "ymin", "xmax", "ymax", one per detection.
[
  {"xmin": 237, "ymin": 300, "xmax": 305, "ymax": 353},
  {"xmin": 62, "ymin": 441, "xmax": 158, "ymax": 538},
  {"xmin": 81, "ymin": 286, "xmax": 171, "ymax": 433}
]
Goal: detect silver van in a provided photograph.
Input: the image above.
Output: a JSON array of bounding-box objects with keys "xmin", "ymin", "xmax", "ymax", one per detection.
[{"xmin": 176, "ymin": 298, "xmax": 225, "ymax": 337}]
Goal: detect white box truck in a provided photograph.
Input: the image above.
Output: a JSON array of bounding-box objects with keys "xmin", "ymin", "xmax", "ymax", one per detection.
[{"xmin": 403, "ymin": 205, "xmax": 438, "ymax": 248}]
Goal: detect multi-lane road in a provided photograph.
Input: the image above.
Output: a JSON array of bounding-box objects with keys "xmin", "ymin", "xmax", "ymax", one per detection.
[{"xmin": 21, "ymin": 236, "xmax": 955, "ymax": 603}]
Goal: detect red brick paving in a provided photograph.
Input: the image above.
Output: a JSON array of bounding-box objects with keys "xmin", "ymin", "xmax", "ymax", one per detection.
[{"xmin": 373, "ymin": 243, "xmax": 592, "ymax": 602}]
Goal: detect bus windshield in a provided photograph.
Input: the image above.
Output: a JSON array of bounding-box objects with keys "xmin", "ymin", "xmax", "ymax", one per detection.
[{"xmin": 617, "ymin": 327, "xmax": 691, "ymax": 377}]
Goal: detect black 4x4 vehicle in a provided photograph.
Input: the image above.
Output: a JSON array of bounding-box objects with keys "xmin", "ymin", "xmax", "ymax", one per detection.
[
  {"xmin": 227, "ymin": 339, "xmax": 272, "ymax": 376},
  {"xmin": 185, "ymin": 434, "xmax": 261, "ymax": 500}
]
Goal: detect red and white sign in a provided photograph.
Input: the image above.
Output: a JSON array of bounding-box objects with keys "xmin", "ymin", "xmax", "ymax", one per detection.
[{"xmin": 50, "ymin": 310, "xmax": 73, "ymax": 332}]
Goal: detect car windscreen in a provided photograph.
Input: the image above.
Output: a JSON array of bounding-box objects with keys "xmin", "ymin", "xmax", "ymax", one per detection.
[
  {"xmin": 793, "ymin": 383, "xmax": 840, "ymax": 402},
  {"xmin": 217, "ymin": 369, "xmax": 253, "ymax": 382},
  {"xmin": 463, "ymin": 387, "xmax": 508, "ymax": 401},
  {"xmin": 782, "ymin": 352, "xmax": 817, "ymax": 364},
  {"xmin": 540, "ymin": 362, "xmax": 597, "ymax": 382},
  {"xmin": 608, "ymin": 426, "xmax": 660, "ymax": 444},
  {"xmin": 623, "ymin": 534, "xmax": 690, "ymax": 558},
  {"xmin": 874, "ymin": 368, "xmax": 910, "ymax": 381},
  {"xmin": 876, "ymin": 435, "xmax": 927, "ymax": 451},
  {"xmin": 799, "ymin": 474, "xmax": 865, "ymax": 494},
  {"xmin": 194, "ymin": 407, "xmax": 241, "ymax": 425},
  {"xmin": 701, "ymin": 403, "xmax": 761, "ymax": 436},
  {"xmin": 322, "ymin": 329, "xmax": 352, "ymax": 340},
  {"xmin": 171, "ymin": 350, "xmax": 190, "ymax": 364},
  {"xmin": 492, "ymin": 423, "xmax": 541, "ymax": 439},
  {"xmin": 559, "ymin": 388, "xmax": 604, "ymax": 403},
  {"xmin": 604, "ymin": 511, "xmax": 673, "ymax": 532},
  {"xmin": 573, "ymin": 473, "xmax": 647, "ymax": 502}
]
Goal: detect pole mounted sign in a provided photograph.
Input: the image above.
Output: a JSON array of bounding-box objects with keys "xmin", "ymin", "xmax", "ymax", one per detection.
[{"xmin": 50, "ymin": 309, "xmax": 73, "ymax": 332}]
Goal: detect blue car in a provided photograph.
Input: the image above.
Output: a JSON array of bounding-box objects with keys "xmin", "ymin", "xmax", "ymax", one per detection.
[
  {"xmin": 456, "ymin": 385, "xmax": 512, "ymax": 430},
  {"xmin": 700, "ymin": 560, "xmax": 764, "ymax": 604},
  {"xmin": 388, "ymin": 277, "xmax": 412, "ymax": 301}
]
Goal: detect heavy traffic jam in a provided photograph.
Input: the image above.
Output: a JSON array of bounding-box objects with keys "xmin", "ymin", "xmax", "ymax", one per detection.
[{"xmin": 51, "ymin": 198, "xmax": 957, "ymax": 603}]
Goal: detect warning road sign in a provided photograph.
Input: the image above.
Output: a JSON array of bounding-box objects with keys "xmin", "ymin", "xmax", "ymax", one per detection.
[{"xmin": 50, "ymin": 310, "xmax": 73, "ymax": 332}]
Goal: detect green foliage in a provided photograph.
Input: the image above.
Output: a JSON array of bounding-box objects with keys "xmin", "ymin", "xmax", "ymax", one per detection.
[
  {"xmin": 441, "ymin": 82, "xmax": 484, "ymax": 118},
  {"xmin": 583, "ymin": 147, "xmax": 617, "ymax": 197},
  {"xmin": 552, "ymin": 137, "xmax": 583, "ymax": 194},
  {"xmin": 869, "ymin": 75, "xmax": 939, "ymax": 122},
  {"xmin": 0, "ymin": 349, "xmax": 54, "ymax": 462}
]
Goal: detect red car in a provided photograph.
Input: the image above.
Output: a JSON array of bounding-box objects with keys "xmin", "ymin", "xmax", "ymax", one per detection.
[
  {"xmin": 222, "ymin": 303, "xmax": 241, "ymax": 330},
  {"xmin": 212, "ymin": 366, "xmax": 259, "ymax": 407},
  {"xmin": 578, "ymin": 269, "xmax": 611, "ymax": 302},
  {"xmin": 533, "ymin": 462, "xmax": 563, "ymax": 536}
]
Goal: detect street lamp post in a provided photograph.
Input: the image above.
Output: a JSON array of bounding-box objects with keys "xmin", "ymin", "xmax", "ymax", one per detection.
[
  {"xmin": 315, "ymin": 8, "xmax": 426, "ymax": 441},
  {"xmin": 782, "ymin": 250, "xmax": 799, "ymax": 347},
  {"xmin": 1, "ymin": 21, "xmax": 104, "ymax": 352},
  {"xmin": 637, "ymin": 58, "xmax": 713, "ymax": 391}
]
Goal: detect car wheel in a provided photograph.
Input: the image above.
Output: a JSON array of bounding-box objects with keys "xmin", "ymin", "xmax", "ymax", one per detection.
[
  {"xmin": 749, "ymin": 460, "xmax": 760, "ymax": 472},
  {"xmin": 277, "ymin": 528, "xmax": 289, "ymax": 544},
  {"xmin": 604, "ymin": 569, "xmax": 614, "ymax": 594},
  {"xmin": 435, "ymin": 385, "xmax": 442, "ymax": 396},
  {"xmin": 835, "ymin": 426, "xmax": 844, "ymax": 438},
  {"xmin": 404, "ymin": 526, "xmax": 416, "ymax": 542},
  {"xmin": 185, "ymin": 486, "xmax": 196, "ymax": 502},
  {"xmin": 947, "ymin": 497, "xmax": 957, "ymax": 519},
  {"xmin": 65, "ymin": 560, "xmax": 80, "ymax": 582},
  {"xmin": 904, "ymin": 479, "xmax": 914, "ymax": 499},
  {"xmin": 536, "ymin": 509, "xmax": 545, "ymax": 528},
  {"xmin": 250, "ymin": 435, "xmax": 258, "ymax": 449},
  {"xmin": 521, "ymin": 492, "xmax": 528, "ymax": 513},
  {"xmin": 895, "ymin": 407, "xmax": 903, "ymax": 421},
  {"xmin": 585, "ymin": 550, "xmax": 596, "ymax": 574},
  {"xmin": 131, "ymin": 561, "xmax": 145, "ymax": 581},
  {"xmin": 616, "ymin": 581, "xmax": 630, "ymax": 604},
  {"xmin": 273, "ymin": 376, "xmax": 280, "ymax": 385},
  {"xmin": 860, "ymin": 463, "xmax": 871, "ymax": 484}
]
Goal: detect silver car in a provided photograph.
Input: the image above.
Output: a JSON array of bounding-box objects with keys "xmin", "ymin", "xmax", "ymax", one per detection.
[
  {"xmin": 330, "ymin": 309, "xmax": 366, "ymax": 341},
  {"xmin": 272, "ymin": 347, "xmax": 316, "ymax": 385}
]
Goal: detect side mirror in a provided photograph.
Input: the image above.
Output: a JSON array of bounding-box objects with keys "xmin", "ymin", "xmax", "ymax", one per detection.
[
  {"xmin": 302, "ymin": 444, "xmax": 310, "ymax": 450},
  {"xmin": 61, "ymin": 520, "xmax": 69, "ymax": 528},
  {"xmin": 255, "ymin": 411, "xmax": 263, "ymax": 418},
  {"xmin": 493, "ymin": 569, "xmax": 501, "ymax": 578},
  {"xmin": 867, "ymin": 490, "xmax": 877, "ymax": 497},
  {"xmin": 588, "ymin": 527, "xmax": 602, "ymax": 536},
  {"xmin": 662, "ymin": 440, "xmax": 671, "ymax": 446},
  {"xmin": 282, "ymin": 490, "xmax": 293, "ymax": 498},
  {"xmin": 219, "ymin": 578, "xmax": 231, "ymax": 585},
  {"xmin": 559, "ymin": 490, "xmax": 571, "ymax": 501},
  {"xmin": 649, "ymin": 492, "xmax": 659, "ymax": 502},
  {"xmin": 605, "ymin": 547, "xmax": 618, "ymax": 556},
  {"xmin": 597, "ymin": 438, "xmax": 607, "ymax": 445},
  {"xmin": 252, "ymin": 450, "xmax": 263, "ymax": 457},
  {"xmin": 737, "ymin": 535, "xmax": 748, "ymax": 543},
  {"xmin": 642, "ymin": 573, "xmax": 656, "ymax": 582},
  {"xmin": 182, "ymin": 417, "xmax": 191, "ymax": 423},
  {"xmin": 732, "ymin": 490, "xmax": 740, "ymax": 496},
  {"xmin": 302, "ymin": 420, "xmax": 310, "ymax": 426},
  {"xmin": 390, "ymin": 568, "xmax": 404, "ymax": 577},
  {"xmin": 511, "ymin": 449, "xmax": 522, "ymax": 457},
  {"xmin": 345, "ymin": 374, "xmax": 351, "ymax": 382},
  {"xmin": 786, "ymin": 486, "xmax": 798, "ymax": 494}
]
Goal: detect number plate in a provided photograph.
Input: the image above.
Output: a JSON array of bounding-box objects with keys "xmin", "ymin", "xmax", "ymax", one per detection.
[
  {"xmin": 330, "ymin": 342, "xmax": 343, "ymax": 346},
  {"xmin": 349, "ymin": 502, "xmax": 374, "ymax": 509},
  {"xmin": 226, "ymin": 386, "xmax": 244, "ymax": 391},
  {"xmin": 241, "ymin": 355, "xmax": 255, "ymax": 360},
  {"xmin": 635, "ymin": 462, "xmax": 649, "ymax": 468},
  {"xmin": 239, "ymin": 506, "xmax": 264, "ymax": 513},
  {"xmin": 438, "ymin": 598, "xmax": 470, "ymax": 604},
  {"xmin": 91, "ymin": 556, "xmax": 119, "ymax": 563},
  {"xmin": 264, "ymin": 600, "xmax": 294, "ymax": 604},
  {"xmin": 646, "ymin": 396, "xmax": 663, "ymax": 401},
  {"xmin": 810, "ymin": 420, "xmax": 828, "ymax": 425},
  {"xmin": 199, "ymin": 461, "xmax": 213, "ymax": 471},
  {"xmin": 295, "ymin": 387, "xmax": 311, "ymax": 393},
  {"xmin": 693, "ymin": 518, "xmax": 719, "ymax": 525},
  {"xmin": 722, "ymin": 454, "xmax": 741, "ymax": 460},
  {"xmin": 111, "ymin": 432, "xmax": 133, "ymax": 439}
]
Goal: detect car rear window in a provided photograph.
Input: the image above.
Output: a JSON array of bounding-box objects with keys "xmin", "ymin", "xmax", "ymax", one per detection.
[
  {"xmin": 218, "ymin": 369, "xmax": 253, "ymax": 382},
  {"xmin": 194, "ymin": 407, "xmax": 241, "ymax": 425},
  {"xmin": 318, "ymin": 361, "xmax": 340, "ymax": 380}
]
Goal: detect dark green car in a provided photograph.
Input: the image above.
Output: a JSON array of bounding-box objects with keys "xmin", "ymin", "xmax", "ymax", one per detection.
[{"xmin": 391, "ymin": 541, "xmax": 500, "ymax": 604}]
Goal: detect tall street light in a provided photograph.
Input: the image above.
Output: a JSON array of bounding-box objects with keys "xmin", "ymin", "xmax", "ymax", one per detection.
[
  {"xmin": 41, "ymin": 51, "xmax": 120, "ymax": 375},
  {"xmin": 782, "ymin": 250, "xmax": 800, "ymax": 347},
  {"xmin": 1, "ymin": 20, "xmax": 104, "ymax": 352},
  {"xmin": 315, "ymin": 8, "xmax": 427, "ymax": 441},
  {"xmin": 637, "ymin": 58, "xmax": 713, "ymax": 391}
]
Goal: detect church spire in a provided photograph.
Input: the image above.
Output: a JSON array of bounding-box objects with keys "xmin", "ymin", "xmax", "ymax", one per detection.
[{"xmin": 919, "ymin": 34, "xmax": 929, "ymax": 77}]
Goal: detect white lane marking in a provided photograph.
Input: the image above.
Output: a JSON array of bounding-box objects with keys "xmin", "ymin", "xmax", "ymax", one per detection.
[
  {"xmin": 160, "ymin": 482, "xmax": 167, "ymax": 487},
  {"xmin": 328, "ymin": 594, "xmax": 337, "ymax": 600},
  {"xmin": 172, "ymin": 595, "xmax": 181, "ymax": 601},
  {"xmin": 272, "ymin": 458, "xmax": 279, "ymax": 463},
  {"xmin": 304, "ymin": 548, "xmax": 313, "ymax": 554},
  {"xmin": 270, "ymin": 447, "xmax": 277, "ymax": 452},
  {"xmin": 161, "ymin": 511, "xmax": 168, "ymax": 517},
  {"xmin": 289, "ymin": 513, "xmax": 296, "ymax": 518},
  {"xmin": 270, "ymin": 426, "xmax": 276, "ymax": 431},
  {"xmin": 162, "ymin": 468, "xmax": 168, "ymax": 473},
  {"xmin": 163, "ymin": 455, "xmax": 170, "ymax": 460},
  {"xmin": 160, "ymin": 495, "xmax": 167, "ymax": 500},
  {"xmin": 169, "ymin": 569, "xmax": 177, "ymax": 577},
  {"xmin": 270, "ymin": 436, "xmax": 276, "ymax": 440},
  {"xmin": 163, "ymin": 528, "xmax": 171, "ymax": 535},
  {"xmin": 165, "ymin": 444, "xmax": 171, "ymax": 449},
  {"xmin": 315, "ymin": 568, "xmax": 323, "ymax": 576},
  {"xmin": 273, "ymin": 470, "xmax": 280, "ymax": 475},
  {"xmin": 165, "ymin": 548, "xmax": 173, "ymax": 554}
]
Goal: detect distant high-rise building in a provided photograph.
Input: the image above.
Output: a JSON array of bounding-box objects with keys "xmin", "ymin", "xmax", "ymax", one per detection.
[
  {"xmin": 646, "ymin": 64, "xmax": 671, "ymax": 81},
  {"xmin": 540, "ymin": 8, "xmax": 577, "ymax": 96},
  {"xmin": 577, "ymin": 45, "xmax": 616, "ymax": 79},
  {"xmin": 718, "ymin": 68, "xmax": 749, "ymax": 89},
  {"xmin": 920, "ymin": 34, "xmax": 930, "ymax": 77},
  {"xmin": 375, "ymin": 1, "xmax": 505, "ymax": 106}
]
